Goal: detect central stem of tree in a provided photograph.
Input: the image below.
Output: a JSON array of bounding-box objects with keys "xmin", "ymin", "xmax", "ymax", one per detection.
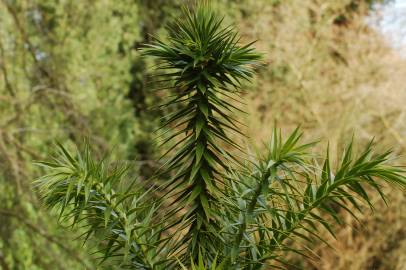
[{"xmin": 186, "ymin": 80, "xmax": 218, "ymax": 257}]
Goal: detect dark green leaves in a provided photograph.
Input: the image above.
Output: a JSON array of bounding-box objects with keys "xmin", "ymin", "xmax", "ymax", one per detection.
[
  {"xmin": 143, "ymin": 1, "xmax": 261, "ymax": 263},
  {"xmin": 143, "ymin": 2, "xmax": 261, "ymax": 92}
]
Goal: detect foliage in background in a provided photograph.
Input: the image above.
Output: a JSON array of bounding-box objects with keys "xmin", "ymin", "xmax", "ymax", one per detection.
[
  {"xmin": 0, "ymin": 0, "xmax": 181, "ymax": 268},
  {"xmin": 35, "ymin": 3, "xmax": 406, "ymax": 270},
  {"xmin": 232, "ymin": 0, "xmax": 406, "ymax": 269}
]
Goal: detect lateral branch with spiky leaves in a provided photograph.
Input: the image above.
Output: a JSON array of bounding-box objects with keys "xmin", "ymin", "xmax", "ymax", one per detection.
[
  {"xmin": 142, "ymin": 3, "xmax": 261, "ymax": 258},
  {"xmin": 224, "ymin": 129, "xmax": 406, "ymax": 269},
  {"xmin": 35, "ymin": 144, "xmax": 164, "ymax": 269}
]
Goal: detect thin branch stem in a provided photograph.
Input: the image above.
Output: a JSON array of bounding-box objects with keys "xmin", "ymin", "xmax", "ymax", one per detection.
[{"xmin": 233, "ymin": 163, "xmax": 279, "ymax": 258}]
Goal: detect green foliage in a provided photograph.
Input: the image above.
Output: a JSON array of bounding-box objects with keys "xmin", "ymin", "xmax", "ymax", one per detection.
[
  {"xmin": 35, "ymin": 144, "xmax": 164, "ymax": 268},
  {"xmin": 179, "ymin": 252, "xmax": 225, "ymax": 270},
  {"xmin": 35, "ymin": 2, "xmax": 406, "ymax": 270},
  {"xmin": 143, "ymin": 2, "xmax": 261, "ymax": 260},
  {"xmin": 222, "ymin": 130, "xmax": 406, "ymax": 268}
]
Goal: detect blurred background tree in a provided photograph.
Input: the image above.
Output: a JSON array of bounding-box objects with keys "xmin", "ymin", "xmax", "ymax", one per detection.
[
  {"xmin": 0, "ymin": 0, "xmax": 177, "ymax": 268},
  {"xmin": 0, "ymin": 0, "xmax": 404, "ymax": 269}
]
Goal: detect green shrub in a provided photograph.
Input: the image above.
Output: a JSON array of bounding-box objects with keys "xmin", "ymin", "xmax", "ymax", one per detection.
[{"xmin": 36, "ymin": 2, "xmax": 406, "ymax": 269}]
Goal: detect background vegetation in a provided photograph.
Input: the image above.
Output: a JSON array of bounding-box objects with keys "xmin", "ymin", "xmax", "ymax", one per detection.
[{"xmin": 0, "ymin": 0, "xmax": 405, "ymax": 269}]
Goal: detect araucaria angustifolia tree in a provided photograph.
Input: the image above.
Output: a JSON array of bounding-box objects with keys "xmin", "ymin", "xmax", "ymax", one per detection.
[{"xmin": 35, "ymin": 2, "xmax": 406, "ymax": 269}]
